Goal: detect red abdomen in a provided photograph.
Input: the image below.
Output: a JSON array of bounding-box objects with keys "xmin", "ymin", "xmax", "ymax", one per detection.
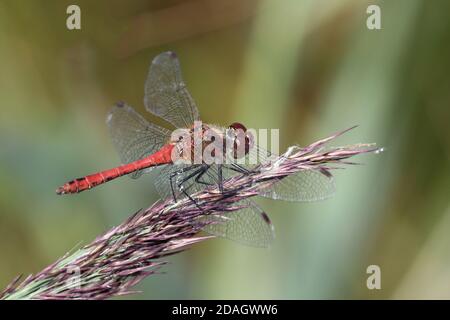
[{"xmin": 56, "ymin": 144, "xmax": 174, "ymax": 195}]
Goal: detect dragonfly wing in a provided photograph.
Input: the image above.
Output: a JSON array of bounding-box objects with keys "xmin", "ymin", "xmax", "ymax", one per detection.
[
  {"xmin": 259, "ymin": 169, "xmax": 336, "ymax": 202},
  {"xmin": 241, "ymin": 141, "xmax": 335, "ymax": 201},
  {"xmin": 200, "ymin": 200, "xmax": 275, "ymax": 248},
  {"xmin": 153, "ymin": 165, "xmax": 175, "ymax": 200},
  {"xmin": 229, "ymin": 143, "xmax": 276, "ymax": 172},
  {"xmin": 144, "ymin": 51, "xmax": 200, "ymax": 129},
  {"xmin": 154, "ymin": 164, "xmax": 221, "ymax": 201},
  {"xmin": 154, "ymin": 165, "xmax": 275, "ymax": 247},
  {"xmin": 154, "ymin": 164, "xmax": 189, "ymax": 200},
  {"xmin": 106, "ymin": 102, "xmax": 172, "ymax": 179}
]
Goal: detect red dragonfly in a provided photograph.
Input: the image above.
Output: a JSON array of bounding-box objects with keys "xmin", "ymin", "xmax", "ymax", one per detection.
[{"xmin": 56, "ymin": 51, "xmax": 335, "ymax": 247}]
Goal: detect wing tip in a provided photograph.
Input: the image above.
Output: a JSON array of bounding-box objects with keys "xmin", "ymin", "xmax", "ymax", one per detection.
[
  {"xmin": 152, "ymin": 51, "xmax": 178, "ymax": 65},
  {"xmin": 116, "ymin": 100, "xmax": 126, "ymax": 108},
  {"xmin": 167, "ymin": 51, "xmax": 178, "ymax": 58},
  {"xmin": 106, "ymin": 101, "xmax": 128, "ymax": 124}
]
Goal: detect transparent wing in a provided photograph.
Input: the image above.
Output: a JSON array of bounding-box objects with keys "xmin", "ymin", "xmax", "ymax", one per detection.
[
  {"xmin": 259, "ymin": 169, "xmax": 336, "ymax": 202},
  {"xmin": 200, "ymin": 200, "xmax": 275, "ymax": 248},
  {"xmin": 153, "ymin": 164, "xmax": 178, "ymax": 200},
  {"xmin": 231, "ymin": 141, "xmax": 335, "ymax": 202},
  {"xmin": 154, "ymin": 165, "xmax": 275, "ymax": 247},
  {"xmin": 154, "ymin": 164, "xmax": 221, "ymax": 201},
  {"xmin": 106, "ymin": 102, "xmax": 171, "ymax": 179},
  {"xmin": 144, "ymin": 51, "xmax": 200, "ymax": 129},
  {"xmin": 226, "ymin": 142, "xmax": 277, "ymax": 171}
]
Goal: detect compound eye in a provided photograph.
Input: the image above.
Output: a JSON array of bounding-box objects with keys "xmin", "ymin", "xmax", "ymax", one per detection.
[{"xmin": 229, "ymin": 122, "xmax": 247, "ymax": 132}]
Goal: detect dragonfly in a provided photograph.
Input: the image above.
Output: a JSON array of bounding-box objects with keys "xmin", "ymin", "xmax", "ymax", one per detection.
[{"xmin": 56, "ymin": 51, "xmax": 336, "ymax": 247}]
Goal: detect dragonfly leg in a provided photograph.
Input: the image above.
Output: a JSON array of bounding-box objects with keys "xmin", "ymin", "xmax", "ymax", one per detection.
[
  {"xmin": 180, "ymin": 187, "xmax": 203, "ymax": 211},
  {"xmin": 169, "ymin": 165, "xmax": 200, "ymax": 202},
  {"xmin": 217, "ymin": 164, "xmax": 224, "ymax": 193},
  {"xmin": 177, "ymin": 165, "xmax": 207, "ymax": 187},
  {"xmin": 222, "ymin": 164, "xmax": 257, "ymax": 192},
  {"xmin": 175, "ymin": 165, "xmax": 209, "ymax": 211},
  {"xmin": 194, "ymin": 164, "xmax": 213, "ymax": 186},
  {"xmin": 224, "ymin": 163, "xmax": 252, "ymax": 175},
  {"xmin": 192, "ymin": 164, "xmax": 223, "ymax": 193}
]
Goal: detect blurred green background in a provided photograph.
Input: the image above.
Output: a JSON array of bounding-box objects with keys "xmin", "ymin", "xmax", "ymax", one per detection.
[{"xmin": 1, "ymin": 0, "xmax": 449, "ymax": 299}]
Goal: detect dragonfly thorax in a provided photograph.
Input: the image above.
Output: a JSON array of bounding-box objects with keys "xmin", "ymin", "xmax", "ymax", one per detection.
[{"xmin": 170, "ymin": 122, "xmax": 253, "ymax": 165}]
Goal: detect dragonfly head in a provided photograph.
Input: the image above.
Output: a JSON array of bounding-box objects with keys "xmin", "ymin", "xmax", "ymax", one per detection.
[{"xmin": 227, "ymin": 122, "xmax": 254, "ymax": 159}]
